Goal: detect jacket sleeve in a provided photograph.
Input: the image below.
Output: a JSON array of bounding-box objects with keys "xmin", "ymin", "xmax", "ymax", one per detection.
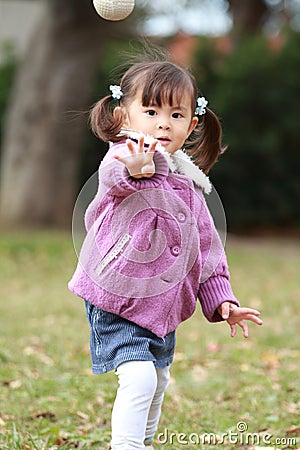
[
  {"xmin": 84, "ymin": 142, "xmax": 170, "ymax": 231},
  {"xmin": 196, "ymin": 189, "xmax": 239, "ymax": 322}
]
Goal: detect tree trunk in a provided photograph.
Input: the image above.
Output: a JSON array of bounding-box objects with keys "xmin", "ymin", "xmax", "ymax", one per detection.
[
  {"xmin": 228, "ymin": 0, "xmax": 269, "ymax": 40},
  {"xmin": 0, "ymin": 0, "xmax": 125, "ymax": 228}
]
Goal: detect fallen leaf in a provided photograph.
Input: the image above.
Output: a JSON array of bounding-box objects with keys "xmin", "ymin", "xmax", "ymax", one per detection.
[
  {"xmin": 3, "ymin": 379, "xmax": 22, "ymax": 389},
  {"xmin": 54, "ymin": 437, "xmax": 80, "ymax": 448},
  {"xmin": 55, "ymin": 437, "xmax": 69, "ymax": 445},
  {"xmin": 29, "ymin": 411, "xmax": 56, "ymax": 420},
  {"xmin": 283, "ymin": 401, "xmax": 300, "ymax": 415},
  {"xmin": 76, "ymin": 411, "xmax": 89, "ymax": 421},
  {"xmin": 286, "ymin": 427, "xmax": 300, "ymax": 435},
  {"xmin": 95, "ymin": 396, "xmax": 105, "ymax": 405}
]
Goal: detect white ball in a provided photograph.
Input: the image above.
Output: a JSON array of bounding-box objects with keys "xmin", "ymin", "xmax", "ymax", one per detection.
[{"xmin": 93, "ymin": 0, "xmax": 135, "ymax": 21}]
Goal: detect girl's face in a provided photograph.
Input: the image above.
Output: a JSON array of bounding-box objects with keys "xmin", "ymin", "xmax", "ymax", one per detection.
[{"xmin": 119, "ymin": 91, "xmax": 198, "ymax": 155}]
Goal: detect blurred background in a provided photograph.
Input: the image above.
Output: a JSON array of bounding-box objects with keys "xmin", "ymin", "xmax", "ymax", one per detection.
[
  {"xmin": 0, "ymin": 0, "xmax": 300, "ymax": 233},
  {"xmin": 1, "ymin": 4, "xmax": 300, "ymax": 448}
]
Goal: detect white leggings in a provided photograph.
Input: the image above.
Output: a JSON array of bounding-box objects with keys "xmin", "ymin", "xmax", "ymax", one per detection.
[{"xmin": 110, "ymin": 360, "xmax": 170, "ymax": 449}]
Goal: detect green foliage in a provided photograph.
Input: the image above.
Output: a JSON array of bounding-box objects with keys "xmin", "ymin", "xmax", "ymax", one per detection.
[{"xmin": 193, "ymin": 32, "xmax": 300, "ymax": 230}]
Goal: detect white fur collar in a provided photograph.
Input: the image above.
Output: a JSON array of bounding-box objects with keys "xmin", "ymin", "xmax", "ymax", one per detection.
[{"xmin": 123, "ymin": 130, "xmax": 212, "ymax": 194}]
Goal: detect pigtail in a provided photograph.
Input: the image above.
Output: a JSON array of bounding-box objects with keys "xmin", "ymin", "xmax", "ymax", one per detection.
[
  {"xmin": 186, "ymin": 107, "xmax": 227, "ymax": 174},
  {"xmin": 89, "ymin": 96, "xmax": 123, "ymax": 143}
]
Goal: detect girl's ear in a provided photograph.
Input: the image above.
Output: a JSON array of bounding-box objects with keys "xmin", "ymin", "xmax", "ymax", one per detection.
[
  {"xmin": 113, "ymin": 106, "xmax": 128, "ymax": 127},
  {"xmin": 188, "ymin": 116, "xmax": 199, "ymax": 136}
]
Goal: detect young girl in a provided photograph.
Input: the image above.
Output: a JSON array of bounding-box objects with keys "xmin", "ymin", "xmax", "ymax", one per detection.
[{"xmin": 68, "ymin": 57, "xmax": 262, "ymax": 450}]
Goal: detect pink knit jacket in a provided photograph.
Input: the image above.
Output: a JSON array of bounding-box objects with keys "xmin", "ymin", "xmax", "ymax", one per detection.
[{"xmin": 68, "ymin": 138, "xmax": 239, "ymax": 337}]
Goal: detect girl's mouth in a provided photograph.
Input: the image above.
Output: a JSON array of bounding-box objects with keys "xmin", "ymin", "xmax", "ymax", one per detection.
[{"xmin": 157, "ymin": 137, "xmax": 171, "ymax": 145}]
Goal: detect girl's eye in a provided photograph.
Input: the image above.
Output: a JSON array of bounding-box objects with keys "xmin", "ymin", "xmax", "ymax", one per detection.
[
  {"xmin": 146, "ymin": 109, "xmax": 157, "ymax": 116},
  {"xmin": 172, "ymin": 112, "xmax": 183, "ymax": 119}
]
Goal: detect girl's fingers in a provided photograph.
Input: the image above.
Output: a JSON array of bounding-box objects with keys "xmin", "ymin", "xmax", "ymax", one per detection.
[
  {"xmin": 239, "ymin": 320, "xmax": 249, "ymax": 338},
  {"xmin": 233, "ymin": 307, "xmax": 260, "ymax": 316},
  {"xmin": 236, "ymin": 313, "xmax": 263, "ymax": 325},
  {"xmin": 243, "ymin": 308, "xmax": 260, "ymax": 316},
  {"xmin": 227, "ymin": 306, "xmax": 263, "ymax": 337},
  {"xmin": 115, "ymin": 136, "xmax": 156, "ymax": 178},
  {"xmin": 229, "ymin": 314, "xmax": 263, "ymax": 326},
  {"xmin": 230, "ymin": 308, "xmax": 262, "ymax": 322},
  {"xmin": 138, "ymin": 136, "xmax": 145, "ymax": 153},
  {"xmin": 221, "ymin": 302, "xmax": 230, "ymax": 319},
  {"xmin": 139, "ymin": 136, "xmax": 157, "ymax": 155},
  {"xmin": 230, "ymin": 324, "xmax": 237, "ymax": 337},
  {"xmin": 126, "ymin": 139, "xmax": 135, "ymax": 153},
  {"xmin": 148, "ymin": 139, "xmax": 158, "ymax": 153},
  {"xmin": 127, "ymin": 136, "xmax": 157, "ymax": 155},
  {"xmin": 248, "ymin": 315, "xmax": 263, "ymax": 325}
]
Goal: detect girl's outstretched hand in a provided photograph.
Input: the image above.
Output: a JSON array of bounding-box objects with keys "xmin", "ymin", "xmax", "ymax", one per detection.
[
  {"xmin": 218, "ymin": 302, "xmax": 263, "ymax": 338},
  {"xmin": 114, "ymin": 136, "xmax": 157, "ymax": 178}
]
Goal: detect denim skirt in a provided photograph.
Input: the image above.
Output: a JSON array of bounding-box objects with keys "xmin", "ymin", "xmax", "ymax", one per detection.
[{"xmin": 85, "ymin": 301, "xmax": 176, "ymax": 374}]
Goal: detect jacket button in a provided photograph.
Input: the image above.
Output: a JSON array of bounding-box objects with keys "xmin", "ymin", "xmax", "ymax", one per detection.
[
  {"xmin": 177, "ymin": 212, "xmax": 186, "ymax": 222},
  {"xmin": 171, "ymin": 245, "xmax": 180, "ymax": 256}
]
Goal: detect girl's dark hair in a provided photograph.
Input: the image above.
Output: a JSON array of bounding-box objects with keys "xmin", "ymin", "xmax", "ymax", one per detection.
[{"xmin": 90, "ymin": 57, "xmax": 225, "ymax": 173}]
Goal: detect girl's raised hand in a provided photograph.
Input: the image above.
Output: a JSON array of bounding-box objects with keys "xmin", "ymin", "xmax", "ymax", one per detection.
[
  {"xmin": 218, "ymin": 302, "xmax": 263, "ymax": 338},
  {"xmin": 114, "ymin": 136, "xmax": 157, "ymax": 178}
]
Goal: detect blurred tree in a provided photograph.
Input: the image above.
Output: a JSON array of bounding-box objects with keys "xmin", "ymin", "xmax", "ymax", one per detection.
[
  {"xmin": 227, "ymin": 0, "xmax": 300, "ymax": 39},
  {"xmin": 0, "ymin": 0, "xmax": 133, "ymax": 228},
  {"xmin": 0, "ymin": 43, "xmax": 16, "ymax": 165},
  {"xmin": 141, "ymin": 0, "xmax": 300, "ymax": 37},
  {"xmin": 194, "ymin": 31, "xmax": 300, "ymax": 230},
  {"xmin": 1, "ymin": 0, "xmax": 299, "ymax": 229},
  {"xmin": 228, "ymin": 0, "xmax": 269, "ymax": 38}
]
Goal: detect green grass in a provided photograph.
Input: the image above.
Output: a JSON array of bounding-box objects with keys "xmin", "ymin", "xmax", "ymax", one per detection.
[{"xmin": 0, "ymin": 232, "xmax": 299, "ymax": 449}]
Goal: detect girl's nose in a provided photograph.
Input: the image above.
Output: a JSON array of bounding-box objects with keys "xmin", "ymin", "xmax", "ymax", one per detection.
[{"xmin": 157, "ymin": 122, "xmax": 170, "ymax": 130}]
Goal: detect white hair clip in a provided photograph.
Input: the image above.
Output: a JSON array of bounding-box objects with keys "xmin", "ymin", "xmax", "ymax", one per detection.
[
  {"xmin": 109, "ymin": 85, "xmax": 123, "ymax": 100},
  {"xmin": 195, "ymin": 96, "xmax": 208, "ymax": 116}
]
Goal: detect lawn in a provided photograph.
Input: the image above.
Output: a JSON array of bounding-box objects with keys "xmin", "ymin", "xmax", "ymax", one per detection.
[{"xmin": 0, "ymin": 232, "xmax": 299, "ymax": 449}]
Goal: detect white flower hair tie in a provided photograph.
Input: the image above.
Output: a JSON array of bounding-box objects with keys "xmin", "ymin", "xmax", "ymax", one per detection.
[
  {"xmin": 195, "ymin": 96, "xmax": 208, "ymax": 116},
  {"xmin": 109, "ymin": 85, "xmax": 123, "ymax": 100}
]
